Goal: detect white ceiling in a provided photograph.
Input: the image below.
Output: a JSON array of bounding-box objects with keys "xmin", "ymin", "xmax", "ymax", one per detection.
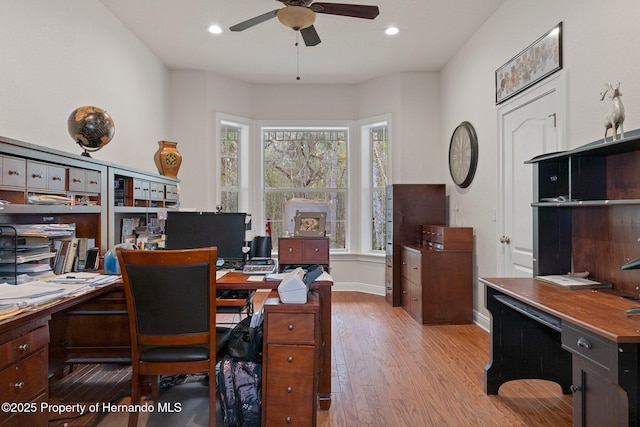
[{"xmin": 100, "ymin": 0, "xmax": 504, "ymax": 84}]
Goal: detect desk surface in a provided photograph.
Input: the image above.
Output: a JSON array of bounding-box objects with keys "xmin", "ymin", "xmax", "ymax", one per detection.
[
  {"xmin": 0, "ymin": 283, "xmax": 118, "ymax": 332},
  {"xmin": 481, "ymin": 277, "xmax": 640, "ymax": 343},
  {"xmin": 217, "ymin": 271, "xmax": 333, "ymax": 289}
]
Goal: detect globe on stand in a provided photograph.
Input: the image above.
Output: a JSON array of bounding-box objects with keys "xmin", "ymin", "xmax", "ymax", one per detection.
[{"xmin": 68, "ymin": 106, "xmax": 115, "ymax": 157}]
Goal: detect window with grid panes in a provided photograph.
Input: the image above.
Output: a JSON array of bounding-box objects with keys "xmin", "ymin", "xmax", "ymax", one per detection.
[
  {"xmin": 370, "ymin": 124, "xmax": 389, "ymax": 251},
  {"xmin": 263, "ymin": 128, "xmax": 348, "ymax": 249},
  {"xmin": 220, "ymin": 123, "xmax": 240, "ymax": 212}
]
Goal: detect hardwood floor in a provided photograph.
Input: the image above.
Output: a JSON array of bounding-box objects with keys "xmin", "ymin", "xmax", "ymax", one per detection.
[{"xmin": 47, "ymin": 291, "xmax": 572, "ymax": 426}]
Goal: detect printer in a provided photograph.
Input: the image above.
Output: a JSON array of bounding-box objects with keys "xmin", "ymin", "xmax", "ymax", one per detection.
[
  {"xmin": 278, "ymin": 267, "xmax": 307, "ymax": 303},
  {"xmin": 277, "ymin": 265, "xmax": 325, "ymax": 304}
]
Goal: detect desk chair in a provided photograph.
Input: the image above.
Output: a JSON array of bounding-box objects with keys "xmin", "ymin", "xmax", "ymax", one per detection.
[{"xmin": 117, "ymin": 247, "xmax": 230, "ymax": 427}]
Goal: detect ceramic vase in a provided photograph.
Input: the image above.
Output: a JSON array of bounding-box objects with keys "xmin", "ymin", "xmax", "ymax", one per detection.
[{"xmin": 153, "ymin": 140, "xmax": 182, "ymax": 178}]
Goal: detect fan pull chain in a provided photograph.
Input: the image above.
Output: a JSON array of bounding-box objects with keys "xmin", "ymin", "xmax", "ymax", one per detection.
[{"xmin": 296, "ymin": 31, "xmax": 301, "ymax": 81}]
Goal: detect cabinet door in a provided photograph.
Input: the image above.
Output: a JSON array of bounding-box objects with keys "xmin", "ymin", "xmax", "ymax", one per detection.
[
  {"xmin": 572, "ymin": 355, "xmax": 627, "ymax": 426},
  {"xmin": 278, "ymin": 238, "xmax": 304, "ymax": 265},
  {"xmin": 302, "ymin": 238, "xmax": 329, "ymax": 264}
]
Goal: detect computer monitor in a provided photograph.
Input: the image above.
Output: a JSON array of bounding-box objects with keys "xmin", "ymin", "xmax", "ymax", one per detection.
[{"xmin": 164, "ymin": 211, "xmax": 247, "ymax": 265}]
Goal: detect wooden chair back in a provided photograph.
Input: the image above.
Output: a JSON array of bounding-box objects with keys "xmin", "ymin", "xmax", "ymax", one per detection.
[{"xmin": 117, "ymin": 246, "xmax": 218, "ymax": 427}]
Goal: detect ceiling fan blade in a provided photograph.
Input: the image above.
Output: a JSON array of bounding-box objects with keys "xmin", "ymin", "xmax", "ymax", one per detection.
[
  {"xmin": 300, "ymin": 25, "xmax": 321, "ymax": 46},
  {"xmin": 230, "ymin": 9, "xmax": 279, "ymax": 31},
  {"xmin": 310, "ymin": 3, "xmax": 379, "ymax": 19}
]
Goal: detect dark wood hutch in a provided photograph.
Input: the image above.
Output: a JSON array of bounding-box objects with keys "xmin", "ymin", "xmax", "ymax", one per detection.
[{"xmin": 484, "ymin": 129, "xmax": 640, "ymax": 427}]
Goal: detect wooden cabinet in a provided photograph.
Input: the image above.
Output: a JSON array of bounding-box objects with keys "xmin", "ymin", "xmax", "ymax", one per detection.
[
  {"xmin": 400, "ymin": 225, "xmax": 473, "ymax": 324},
  {"xmin": 385, "ymin": 184, "xmax": 446, "ymax": 306},
  {"xmin": 262, "ymin": 292, "xmax": 320, "ymax": 426},
  {"xmin": 0, "ymin": 317, "xmax": 49, "ymax": 426},
  {"xmin": 278, "ymin": 237, "xmax": 329, "ymax": 272},
  {"xmin": 561, "ymin": 323, "xmax": 628, "ymax": 426}
]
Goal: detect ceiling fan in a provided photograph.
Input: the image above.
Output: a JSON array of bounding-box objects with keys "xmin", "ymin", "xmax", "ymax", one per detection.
[{"xmin": 229, "ymin": 0, "xmax": 380, "ymax": 47}]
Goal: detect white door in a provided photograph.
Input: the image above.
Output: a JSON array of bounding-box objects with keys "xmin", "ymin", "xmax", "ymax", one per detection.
[{"xmin": 498, "ymin": 74, "xmax": 565, "ymax": 277}]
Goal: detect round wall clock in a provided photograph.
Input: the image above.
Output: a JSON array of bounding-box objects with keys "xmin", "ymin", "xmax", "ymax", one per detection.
[{"xmin": 448, "ymin": 121, "xmax": 478, "ymax": 188}]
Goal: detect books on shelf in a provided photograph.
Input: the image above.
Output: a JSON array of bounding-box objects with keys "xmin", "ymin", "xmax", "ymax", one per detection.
[{"xmin": 63, "ymin": 238, "xmax": 79, "ymax": 273}]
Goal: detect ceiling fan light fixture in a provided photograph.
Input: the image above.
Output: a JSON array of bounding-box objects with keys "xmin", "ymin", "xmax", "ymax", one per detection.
[{"xmin": 277, "ymin": 6, "xmax": 316, "ymax": 30}]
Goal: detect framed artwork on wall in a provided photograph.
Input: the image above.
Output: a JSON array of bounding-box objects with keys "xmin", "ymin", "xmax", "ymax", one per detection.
[{"xmin": 495, "ymin": 22, "xmax": 562, "ymax": 105}]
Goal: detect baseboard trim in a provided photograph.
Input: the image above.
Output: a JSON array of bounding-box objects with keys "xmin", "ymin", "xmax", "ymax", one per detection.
[
  {"xmin": 331, "ymin": 281, "xmax": 385, "ymax": 296},
  {"xmin": 331, "ymin": 281, "xmax": 489, "ymax": 332}
]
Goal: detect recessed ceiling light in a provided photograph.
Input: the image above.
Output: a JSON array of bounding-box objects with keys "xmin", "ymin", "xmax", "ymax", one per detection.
[
  {"xmin": 385, "ymin": 27, "xmax": 399, "ymax": 36},
  {"xmin": 208, "ymin": 25, "xmax": 223, "ymax": 34}
]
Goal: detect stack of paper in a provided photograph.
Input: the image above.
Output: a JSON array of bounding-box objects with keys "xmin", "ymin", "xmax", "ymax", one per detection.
[
  {"xmin": 46, "ymin": 272, "xmax": 121, "ymax": 287},
  {"xmin": 0, "ymin": 282, "xmax": 66, "ymax": 307}
]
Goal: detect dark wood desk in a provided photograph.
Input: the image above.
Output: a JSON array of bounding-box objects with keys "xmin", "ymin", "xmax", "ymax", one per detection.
[
  {"xmin": 0, "ymin": 284, "xmax": 121, "ymax": 426},
  {"xmin": 482, "ymin": 277, "xmax": 640, "ymax": 426},
  {"xmin": 0, "ymin": 272, "xmax": 333, "ymax": 426},
  {"xmin": 218, "ymin": 272, "xmax": 333, "ymax": 410}
]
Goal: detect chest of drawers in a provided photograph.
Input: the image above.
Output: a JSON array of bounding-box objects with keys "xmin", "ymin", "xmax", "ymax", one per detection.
[
  {"xmin": 0, "ymin": 317, "xmax": 50, "ymax": 426},
  {"xmin": 278, "ymin": 237, "xmax": 329, "ymax": 272},
  {"xmin": 262, "ymin": 292, "xmax": 320, "ymax": 426}
]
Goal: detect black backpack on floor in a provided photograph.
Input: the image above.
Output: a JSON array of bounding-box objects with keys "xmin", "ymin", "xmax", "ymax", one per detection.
[{"xmin": 217, "ymin": 354, "xmax": 262, "ymax": 427}]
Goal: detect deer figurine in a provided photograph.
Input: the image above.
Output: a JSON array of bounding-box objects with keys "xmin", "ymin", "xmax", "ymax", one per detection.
[{"xmin": 600, "ymin": 81, "xmax": 625, "ymax": 142}]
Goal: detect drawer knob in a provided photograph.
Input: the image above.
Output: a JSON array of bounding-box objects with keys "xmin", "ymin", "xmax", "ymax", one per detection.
[
  {"xmin": 14, "ymin": 381, "xmax": 25, "ymax": 389},
  {"xmin": 314, "ymin": 247, "xmax": 319, "ymax": 252},
  {"xmin": 577, "ymin": 337, "xmax": 592, "ymax": 350},
  {"xmin": 287, "ymin": 356, "xmax": 293, "ymax": 363},
  {"xmin": 412, "ymin": 297, "xmax": 418, "ymax": 302},
  {"xmin": 288, "ymin": 247, "xmax": 293, "ymax": 252},
  {"xmin": 8, "ymin": 170, "xmax": 20, "ymax": 176},
  {"xmin": 288, "ymin": 324, "xmax": 294, "ymax": 331},
  {"xmin": 18, "ymin": 343, "xmax": 29, "ymax": 351},
  {"xmin": 286, "ymin": 416, "xmax": 292, "ymax": 424},
  {"xmin": 287, "ymin": 386, "xmax": 292, "ymax": 393},
  {"xmin": 570, "ymin": 384, "xmax": 582, "ymax": 393},
  {"xmin": 31, "ymin": 173, "xmax": 43, "ymax": 178}
]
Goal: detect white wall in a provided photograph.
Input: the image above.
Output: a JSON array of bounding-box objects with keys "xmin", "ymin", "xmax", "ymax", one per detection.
[
  {"xmin": 0, "ymin": 0, "xmax": 170, "ymax": 171},
  {"xmin": 441, "ymin": 0, "xmax": 640, "ymax": 318},
  {"xmin": 6, "ymin": 0, "xmax": 640, "ymax": 317}
]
